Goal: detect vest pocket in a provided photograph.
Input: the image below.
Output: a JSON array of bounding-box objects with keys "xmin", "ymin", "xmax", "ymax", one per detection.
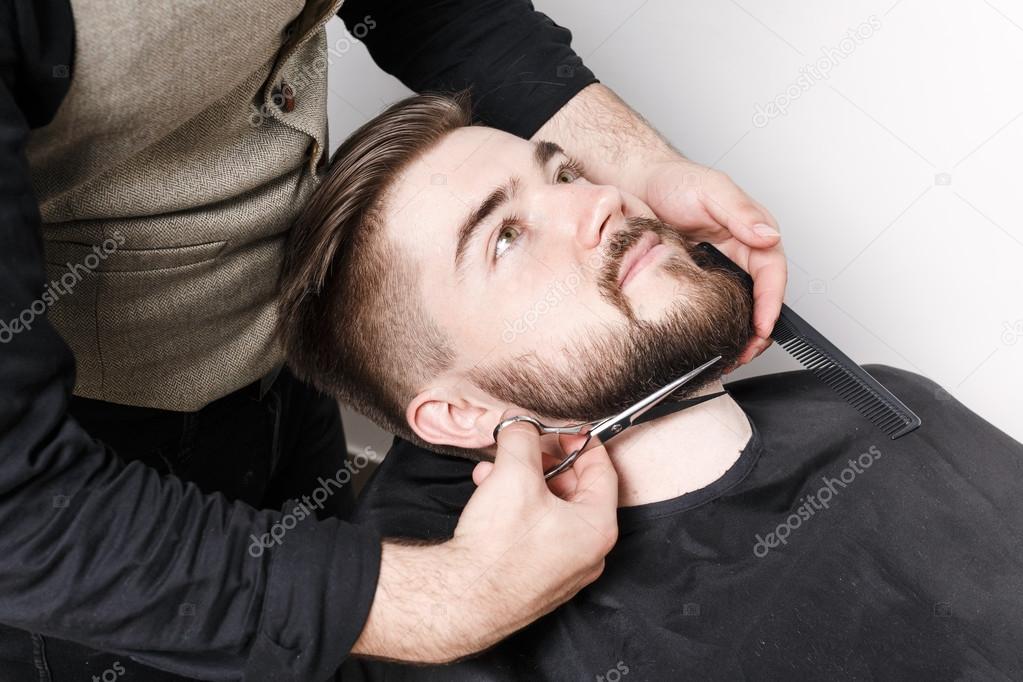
[{"xmin": 45, "ymin": 239, "xmax": 227, "ymax": 273}]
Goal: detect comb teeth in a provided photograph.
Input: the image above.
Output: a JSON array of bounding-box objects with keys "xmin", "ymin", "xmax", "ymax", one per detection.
[
  {"xmin": 775, "ymin": 332, "xmax": 917, "ymax": 439},
  {"xmin": 693, "ymin": 242, "xmax": 922, "ymax": 440}
]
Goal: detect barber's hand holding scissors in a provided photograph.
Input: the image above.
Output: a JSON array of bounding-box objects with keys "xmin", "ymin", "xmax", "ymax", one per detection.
[
  {"xmin": 460, "ymin": 410, "xmax": 618, "ymax": 632},
  {"xmin": 354, "ymin": 409, "xmax": 617, "ymax": 663}
]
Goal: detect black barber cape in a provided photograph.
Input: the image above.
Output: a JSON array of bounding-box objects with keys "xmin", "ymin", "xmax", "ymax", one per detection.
[{"xmin": 344, "ymin": 365, "xmax": 1023, "ymax": 681}]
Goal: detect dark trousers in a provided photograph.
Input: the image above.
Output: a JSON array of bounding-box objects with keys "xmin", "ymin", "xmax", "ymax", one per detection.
[{"xmin": 0, "ymin": 367, "xmax": 354, "ymax": 681}]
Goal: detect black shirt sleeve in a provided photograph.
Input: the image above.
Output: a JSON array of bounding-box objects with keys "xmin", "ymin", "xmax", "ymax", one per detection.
[
  {"xmin": 0, "ymin": 3, "xmax": 380, "ymax": 680},
  {"xmin": 337, "ymin": 0, "xmax": 599, "ymax": 138}
]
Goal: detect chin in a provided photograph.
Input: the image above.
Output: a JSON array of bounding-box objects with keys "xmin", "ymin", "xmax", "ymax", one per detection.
[{"xmin": 627, "ymin": 266, "xmax": 694, "ymax": 317}]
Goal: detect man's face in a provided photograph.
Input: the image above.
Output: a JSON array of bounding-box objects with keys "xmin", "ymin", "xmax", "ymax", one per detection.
[{"xmin": 382, "ymin": 126, "xmax": 753, "ymax": 435}]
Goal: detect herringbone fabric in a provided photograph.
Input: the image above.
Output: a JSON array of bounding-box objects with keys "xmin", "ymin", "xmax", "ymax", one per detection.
[{"xmin": 26, "ymin": 0, "xmax": 343, "ymax": 410}]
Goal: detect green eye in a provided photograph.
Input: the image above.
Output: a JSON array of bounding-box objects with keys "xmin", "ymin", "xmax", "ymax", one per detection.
[
  {"xmin": 495, "ymin": 223, "xmax": 521, "ymax": 258},
  {"xmin": 555, "ymin": 158, "xmax": 585, "ymax": 184}
]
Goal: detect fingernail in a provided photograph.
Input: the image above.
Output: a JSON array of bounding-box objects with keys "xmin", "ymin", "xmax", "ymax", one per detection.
[{"xmin": 753, "ymin": 223, "xmax": 779, "ymax": 237}]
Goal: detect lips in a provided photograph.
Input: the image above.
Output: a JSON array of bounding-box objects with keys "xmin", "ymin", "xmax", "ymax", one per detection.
[{"xmin": 617, "ymin": 231, "xmax": 661, "ymax": 287}]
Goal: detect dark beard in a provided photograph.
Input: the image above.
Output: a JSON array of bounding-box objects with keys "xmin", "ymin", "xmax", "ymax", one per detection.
[{"xmin": 468, "ymin": 217, "xmax": 755, "ymax": 422}]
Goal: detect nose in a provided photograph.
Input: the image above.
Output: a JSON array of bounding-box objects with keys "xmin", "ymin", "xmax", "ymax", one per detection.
[{"xmin": 571, "ymin": 184, "xmax": 624, "ymax": 249}]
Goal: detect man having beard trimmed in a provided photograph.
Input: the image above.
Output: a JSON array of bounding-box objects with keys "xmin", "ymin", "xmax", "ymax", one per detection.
[{"xmin": 279, "ymin": 94, "xmax": 1023, "ymax": 681}]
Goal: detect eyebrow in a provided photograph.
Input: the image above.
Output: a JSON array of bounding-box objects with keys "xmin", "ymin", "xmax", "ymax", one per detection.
[{"xmin": 453, "ymin": 140, "xmax": 566, "ymax": 272}]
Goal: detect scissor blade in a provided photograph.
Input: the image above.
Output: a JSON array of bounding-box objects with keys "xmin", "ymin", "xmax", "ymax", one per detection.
[
  {"xmin": 542, "ymin": 355, "xmax": 723, "ymax": 481},
  {"xmin": 644, "ymin": 356, "xmax": 722, "ymax": 408},
  {"xmin": 591, "ymin": 355, "xmax": 722, "ymax": 442}
]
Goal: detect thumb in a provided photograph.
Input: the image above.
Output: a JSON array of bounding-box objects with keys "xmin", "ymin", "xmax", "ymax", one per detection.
[
  {"xmin": 566, "ymin": 440, "xmax": 618, "ymax": 507},
  {"xmin": 472, "ymin": 461, "xmax": 494, "ymax": 485},
  {"xmin": 491, "ymin": 410, "xmax": 544, "ymax": 480}
]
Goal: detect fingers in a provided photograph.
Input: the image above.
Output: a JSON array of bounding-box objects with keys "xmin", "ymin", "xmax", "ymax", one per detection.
[
  {"xmin": 747, "ymin": 251, "xmax": 787, "ymax": 343},
  {"xmin": 704, "ymin": 190, "xmax": 785, "ymax": 367},
  {"xmin": 750, "ymin": 198, "xmax": 781, "ymax": 231},
  {"xmin": 535, "ymin": 448, "xmax": 579, "ymax": 498},
  {"xmin": 699, "ymin": 173, "xmax": 780, "ymax": 248},
  {"xmin": 491, "ymin": 410, "xmax": 544, "ymax": 479},
  {"xmin": 733, "ymin": 343, "xmax": 756, "ymax": 369},
  {"xmin": 641, "ymin": 159, "xmax": 788, "ymax": 367},
  {"xmin": 555, "ymin": 432, "xmax": 590, "ymax": 464},
  {"xmin": 482, "ymin": 449, "xmax": 577, "ymax": 497},
  {"xmin": 702, "ymin": 239, "xmax": 784, "ymax": 369},
  {"xmin": 485, "ymin": 411, "xmax": 613, "ymax": 502},
  {"xmin": 735, "ymin": 336, "xmax": 771, "ymax": 367},
  {"xmin": 562, "ymin": 441, "xmax": 618, "ymax": 509},
  {"xmin": 472, "ymin": 461, "xmax": 494, "ymax": 485},
  {"xmin": 546, "ymin": 432, "xmax": 596, "ymax": 499},
  {"xmin": 733, "ymin": 253, "xmax": 785, "ymax": 367}
]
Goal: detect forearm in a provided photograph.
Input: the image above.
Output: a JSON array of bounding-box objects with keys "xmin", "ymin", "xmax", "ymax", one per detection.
[
  {"xmin": 1, "ymin": 5, "xmax": 381, "ymax": 679},
  {"xmin": 353, "ymin": 541, "xmax": 530, "ymax": 664},
  {"xmin": 531, "ymin": 83, "xmax": 683, "ymax": 195},
  {"xmin": 352, "ymin": 542, "xmax": 468, "ymax": 664}
]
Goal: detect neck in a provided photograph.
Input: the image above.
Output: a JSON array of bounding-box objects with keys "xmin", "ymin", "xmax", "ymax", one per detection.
[{"xmin": 604, "ymin": 380, "xmax": 752, "ymax": 507}]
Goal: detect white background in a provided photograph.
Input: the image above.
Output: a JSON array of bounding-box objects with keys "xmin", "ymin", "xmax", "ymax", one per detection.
[{"xmin": 324, "ymin": 0, "xmax": 1023, "ymax": 458}]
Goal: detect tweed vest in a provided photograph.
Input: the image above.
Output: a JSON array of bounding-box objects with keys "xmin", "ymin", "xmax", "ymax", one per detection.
[{"xmin": 26, "ymin": 0, "xmax": 346, "ymax": 410}]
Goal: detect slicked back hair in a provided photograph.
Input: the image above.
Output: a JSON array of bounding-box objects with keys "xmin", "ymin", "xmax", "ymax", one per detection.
[{"xmin": 277, "ymin": 92, "xmax": 483, "ymax": 459}]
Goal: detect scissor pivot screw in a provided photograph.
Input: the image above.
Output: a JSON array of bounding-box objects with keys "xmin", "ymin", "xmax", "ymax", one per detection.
[{"xmin": 611, "ymin": 424, "xmax": 623, "ymax": 434}]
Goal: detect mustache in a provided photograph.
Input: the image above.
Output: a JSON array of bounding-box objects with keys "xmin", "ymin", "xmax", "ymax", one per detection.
[
  {"xmin": 600, "ymin": 216, "xmax": 697, "ymax": 280},
  {"xmin": 597, "ymin": 217, "xmax": 696, "ymax": 320},
  {"xmin": 603, "ymin": 217, "xmax": 661, "ymax": 275}
]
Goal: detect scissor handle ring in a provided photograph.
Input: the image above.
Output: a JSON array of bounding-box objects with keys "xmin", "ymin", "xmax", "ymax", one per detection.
[
  {"xmin": 543, "ymin": 446, "xmax": 584, "ymax": 481},
  {"xmin": 492, "ymin": 415, "xmax": 544, "ymax": 442},
  {"xmin": 493, "ymin": 415, "xmax": 591, "ymax": 481}
]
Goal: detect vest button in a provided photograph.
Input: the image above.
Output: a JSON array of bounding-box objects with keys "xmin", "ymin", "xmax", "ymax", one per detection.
[{"xmin": 278, "ymin": 82, "xmax": 296, "ymax": 112}]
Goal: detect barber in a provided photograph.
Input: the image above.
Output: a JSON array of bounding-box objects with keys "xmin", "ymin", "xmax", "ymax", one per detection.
[{"xmin": 0, "ymin": 0, "xmax": 784, "ymax": 680}]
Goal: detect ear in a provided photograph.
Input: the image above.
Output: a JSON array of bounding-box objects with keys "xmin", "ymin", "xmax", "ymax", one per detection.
[{"xmin": 406, "ymin": 386, "xmax": 503, "ymax": 450}]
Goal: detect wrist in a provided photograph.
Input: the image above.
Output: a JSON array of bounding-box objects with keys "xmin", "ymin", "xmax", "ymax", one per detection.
[
  {"xmin": 533, "ymin": 83, "xmax": 683, "ymax": 195},
  {"xmin": 351, "ymin": 540, "xmax": 493, "ymax": 664}
]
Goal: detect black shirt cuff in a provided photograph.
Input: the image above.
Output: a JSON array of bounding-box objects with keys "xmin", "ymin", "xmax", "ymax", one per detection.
[{"xmin": 246, "ymin": 515, "xmax": 382, "ymax": 681}]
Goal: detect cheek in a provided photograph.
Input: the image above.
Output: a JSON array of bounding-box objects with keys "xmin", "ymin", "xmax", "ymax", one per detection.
[
  {"xmin": 459, "ymin": 255, "xmax": 627, "ymax": 355},
  {"xmin": 488, "ymin": 286, "xmax": 624, "ymax": 358}
]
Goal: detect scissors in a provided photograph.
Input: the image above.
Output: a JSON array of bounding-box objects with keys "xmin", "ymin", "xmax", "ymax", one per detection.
[{"xmin": 492, "ymin": 355, "xmax": 722, "ymax": 481}]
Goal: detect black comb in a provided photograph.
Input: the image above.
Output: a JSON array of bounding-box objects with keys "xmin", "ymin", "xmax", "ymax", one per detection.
[{"xmin": 695, "ymin": 242, "xmax": 922, "ymax": 439}]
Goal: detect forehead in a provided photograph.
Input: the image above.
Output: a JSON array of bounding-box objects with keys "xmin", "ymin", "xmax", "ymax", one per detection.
[{"xmin": 379, "ymin": 126, "xmax": 532, "ymax": 252}]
